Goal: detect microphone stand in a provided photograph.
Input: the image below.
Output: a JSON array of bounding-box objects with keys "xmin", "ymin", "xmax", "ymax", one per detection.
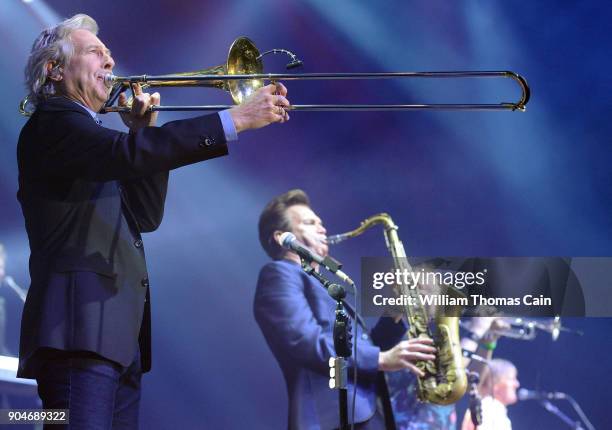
[
  {"xmin": 2, "ymin": 277, "xmax": 27, "ymax": 303},
  {"xmin": 300, "ymin": 261, "xmax": 352, "ymax": 430},
  {"xmin": 539, "ymin": 400, "xmax": 584, "ymax": 430},
  {"xmin": 466, "ymin": 371, "xmax": 482, "ymax": 426},
  {"xmin": 521, "ymin": 390, "xmax": 595, "ymax": 430}
]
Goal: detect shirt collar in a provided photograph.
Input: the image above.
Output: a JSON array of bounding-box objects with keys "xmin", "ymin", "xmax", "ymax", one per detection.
[
  {"xmin": 60, "ymin": 96, "xmax": 98, "ymax": 119},
  {"xmin": 71, "ymin": 100, "xmax": 98, "ymax": 119}
]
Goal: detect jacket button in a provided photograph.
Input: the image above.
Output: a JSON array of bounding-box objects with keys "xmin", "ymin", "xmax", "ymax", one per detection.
[
  {"xmin": 134, "ymin": 239, "xmax": 143, "ymax": 248},
  {"xmin": 361, "ymin": 333, "xmax": 369, "ymax": 340},
  {"xmin": 199, "ymin": 137, "xmax": 215, "ymax": 148},
  {"xmin": 141, "ymin": 277, "xmax": 149, "ymax": 288}
]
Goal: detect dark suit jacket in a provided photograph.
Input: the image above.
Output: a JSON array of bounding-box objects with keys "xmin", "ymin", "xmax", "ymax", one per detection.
[
  {"xmin": 17, "ymin": 96, "xmax": 228, "ymax": 378},
  {"xmin": 254, "ymin": 260, "xmax": 406, "ymax": 430}
]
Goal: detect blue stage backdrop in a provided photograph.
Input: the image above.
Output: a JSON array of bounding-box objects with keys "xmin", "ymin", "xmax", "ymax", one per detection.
[{"xmin": 1, "ymin": 1, "xmax": 610, "ymax": 429}]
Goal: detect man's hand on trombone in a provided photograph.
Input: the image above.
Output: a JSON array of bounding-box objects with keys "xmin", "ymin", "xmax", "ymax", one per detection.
[
  {"xmin": 229, "ymin": 82, "xmax": 290, "ymax": 133},
  {"xmin": 118, "ymin": 83, "xmax": 160, "ymax": 131}
]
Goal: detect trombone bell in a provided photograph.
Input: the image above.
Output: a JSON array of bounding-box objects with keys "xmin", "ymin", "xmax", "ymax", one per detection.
[
  {"xmin": 225, "ymin": 37, "xmax": 264, "ymax": 104},
  {"xmin": 103, "ymin": 36, "xmax": 264, "ymax": 110}
]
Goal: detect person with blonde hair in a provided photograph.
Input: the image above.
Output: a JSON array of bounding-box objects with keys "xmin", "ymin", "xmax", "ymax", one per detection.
[{"xmin": 461, "ymin": 358, "xmax": 520, "ymax": 430}]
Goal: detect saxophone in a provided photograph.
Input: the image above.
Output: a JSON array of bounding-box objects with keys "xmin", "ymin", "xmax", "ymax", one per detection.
[{"xmin": 328, "ymin": 213, "xmax": 467, "ymax": 404}]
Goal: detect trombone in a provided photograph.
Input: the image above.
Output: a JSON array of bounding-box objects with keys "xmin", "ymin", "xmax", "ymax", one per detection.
[
  {"xmin": 461, "ymin": 316, "xmax": 582, "ymax": 342},
  {"xmin": 19, "ymin": 37, "xmax": 531, "ymax": 116},
  {"xmin": 488, "ymin": 316, "xmax": 583, "ymax": 341}
]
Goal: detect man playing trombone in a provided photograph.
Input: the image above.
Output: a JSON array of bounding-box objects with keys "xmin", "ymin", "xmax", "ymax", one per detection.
[{"xmin": 17, "ymin": 13, "xmax": 290, "ymax": 428}]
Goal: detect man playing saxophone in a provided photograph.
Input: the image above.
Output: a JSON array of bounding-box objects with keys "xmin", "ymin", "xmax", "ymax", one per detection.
[
  {"xmin": 254, "ymin": 189, "xmax": 436, "ymax": 430},
  {"xmin": 326, "ymin": 219, "xmax": 513, "ymax": 430}
]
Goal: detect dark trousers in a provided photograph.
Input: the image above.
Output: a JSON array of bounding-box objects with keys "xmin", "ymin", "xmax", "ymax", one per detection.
[
  {"xmin": 35, "ymin": 351, "xmax": 142, "ymax": 430},
  {"xmin": 333, "ymin": 409, "xmax": 387, "ymax": 430}
]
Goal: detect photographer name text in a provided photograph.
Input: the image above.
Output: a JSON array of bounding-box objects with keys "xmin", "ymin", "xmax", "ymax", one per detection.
[{"xmin": 372, "ymin": 294, "xmax": 552, "ymax": 307}]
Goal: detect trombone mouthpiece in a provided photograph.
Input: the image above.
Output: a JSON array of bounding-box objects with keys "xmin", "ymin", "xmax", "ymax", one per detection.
[{"xmin": 103, "ymin": 74, "xmax": 116, "ymax": 88}]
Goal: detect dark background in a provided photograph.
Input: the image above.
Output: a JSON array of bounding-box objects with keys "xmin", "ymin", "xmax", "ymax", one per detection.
[{"xmin": 1, "ymin": 1, "xmax": 610, "ymax": 428}]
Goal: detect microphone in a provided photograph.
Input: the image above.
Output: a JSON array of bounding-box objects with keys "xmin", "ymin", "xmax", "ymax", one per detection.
[
  {"xmin": 286, "ymin": 59, "xmax": 304, "ymax": 70},
  {"xmin": 279, "ymin": 232, "xmax": 355, "ymax": 286},
  {"xmin": 256, "ymin": 49, "xmax": 304, "ymax": 70},
  {"xmin": 518, "ymin": 388, "xmax": 566, "ymax": 401}
]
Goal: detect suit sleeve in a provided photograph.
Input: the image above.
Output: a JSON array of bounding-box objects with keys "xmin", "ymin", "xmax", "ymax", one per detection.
[
  {"xmin": 34, "ymin": 110, "xmax": 228, "ymax": 182},
  {"xmin": 370, "ymin": 316, "xmax": 407, "ymax": 351},
  {"xmin": 254, "ymin": 262, "xmax": 381, "ymax": 378},
  {"xmin": 120, "ymin": 171, "xmax": 169, "ymax": 233}
]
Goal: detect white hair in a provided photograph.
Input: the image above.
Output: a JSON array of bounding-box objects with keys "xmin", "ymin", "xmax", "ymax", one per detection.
[{"xmin": 24, "ymin": 14, "xmax": 99, "ymax": 108}]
